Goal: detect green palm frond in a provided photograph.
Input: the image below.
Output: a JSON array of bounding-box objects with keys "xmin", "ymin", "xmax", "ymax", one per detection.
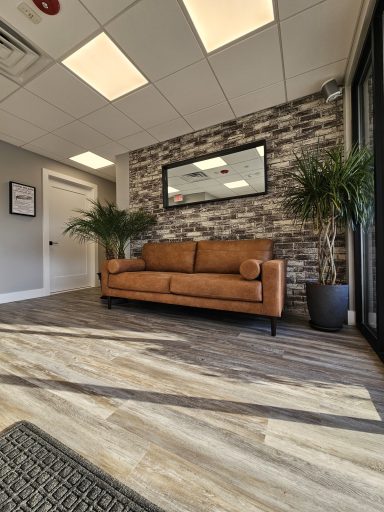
[
  {"xmin": 63, "ymin": 200, "xmax": 157, "ymax": 260},
  {"xmin": 282, "ymin": 144, "xmax": 374, "ymax": 284}
]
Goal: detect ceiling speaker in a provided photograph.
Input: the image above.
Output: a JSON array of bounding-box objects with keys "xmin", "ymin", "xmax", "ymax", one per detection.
[
  {"xmin": 321, "ymin": 79, "xmax": 342, "ymax": 103},
  {"xmin": 32, "ymin": 0, "xmax": 60, "ymax": 15}
]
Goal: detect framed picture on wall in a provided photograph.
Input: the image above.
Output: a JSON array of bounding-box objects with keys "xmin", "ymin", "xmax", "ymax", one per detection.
[{"xmin": 9, "ymin": 181, "xmax": 36, "ymax": 217}]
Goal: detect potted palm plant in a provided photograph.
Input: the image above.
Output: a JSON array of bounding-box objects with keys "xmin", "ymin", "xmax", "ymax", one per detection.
[
  {"xmin": 63, "ymin": 200, "xmax": 156, "ymax": 260},
  {"xmin": 283, "ymin": 144, "xmax": 374, "ymax": 331}
]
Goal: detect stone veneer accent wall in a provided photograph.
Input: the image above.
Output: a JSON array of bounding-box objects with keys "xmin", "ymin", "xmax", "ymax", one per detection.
[{"xmin": 128, "ymin": 93, "xmax": 344, "ymax": 313}]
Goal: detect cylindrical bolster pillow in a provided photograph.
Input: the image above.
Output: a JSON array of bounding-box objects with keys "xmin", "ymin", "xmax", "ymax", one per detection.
[
  {"xmin": 239, "ymin": 259, "xmax": 262, "ymax": 280},
  {"xmin": 107, "ymin": 258, "xmax": 146, "ymax": 274}
]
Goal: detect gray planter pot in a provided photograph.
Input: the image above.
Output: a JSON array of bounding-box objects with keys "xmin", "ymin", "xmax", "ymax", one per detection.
[{"xmin": 306, "ymin": 282, "xmax": 349, "ymax": 331}]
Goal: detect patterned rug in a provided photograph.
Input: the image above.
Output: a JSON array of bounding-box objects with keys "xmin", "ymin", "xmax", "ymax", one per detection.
[{"xmin": 0, "ymin": 421, "xmax": 165, "ymax": 511}]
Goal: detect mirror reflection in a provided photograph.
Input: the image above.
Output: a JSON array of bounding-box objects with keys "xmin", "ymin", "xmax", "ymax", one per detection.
[{"xmin": 163, "ymin": 141, "xmax": 267, "ymax": 208}]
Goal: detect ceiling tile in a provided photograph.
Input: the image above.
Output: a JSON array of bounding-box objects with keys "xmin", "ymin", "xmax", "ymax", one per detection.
[
  {"xmin": 93, "ymin": 142, "xmax": 129, "ymax": 161},
  {"xmin": 0, "ymin": 89, "xmax": 73, "ymax": 131},
  {"xmin": 147, "ymin": 117, "xmax": 192, "ymax": 142},
  {"xmin": 119, "ymin": 131, "xmax": 158, "ymax": 150},
  {"xmin": 156, "ymin": 60, "xmax": 226, "ymax": 115},
  {"xmin": 54, "ymin": 121, "xmax": 111, "ymax": 148},
  {"xmin": 81, "ymin": 106, "xmax": 141, "ymax": 139},
  {"xmin": 229, "ymin": 82, "xmax": 286, "ymax": 117},
  {"xmin": 0, "ymin": 0, "xmax": 99, "ymax": 59},
  {"xmin": 80, "ymin": 0, "xmax": 136, "ymax": 24},
  {"xmin": 209, "ymin": 26, "xmax": 284, "ymax": 98},
  {"xmin": 286, "ymin": 60, "xmax": 347, "ymax": 101},
  {"xmin": 277, "ymin": 0, "xmax": 323, "ymax": 20},
  {"xmin": 26, "ymin": 133, "xmax": 85, "ymax": 159},
  {"xmin": 0, "ymin": 76, "xmax": 19, "ymax": 101},
  {"xmin": 21, "ymin": 143, "xmax": 66, "ymax": 163},
  {"xmin": 281, "ymin": 0, "xmax": 362, "ymax": 78},
  {"xmin": 0, "ymin": 131, "xmax": 25, "ymax": 147},
  {"xmin": 25, "ymin": 64, "xmax": 108, "ymax": 118},
  {"xmin": 106, "ymin": 0, "xmax": 203, "ymax": 81},
  {"xmin": 0, "ymin": 109, "xmax": 46, "ymax": 143},
  {"xmin": 184, "ymin": 102, "xmax": 234, "ymax": 130},
  {"xmin": 96, "ymin": 166, "xmax": 116, "ymax": 182},
  {"xmin": 114, "ymin": 85, "xmax": 179, "ymax": 128}
]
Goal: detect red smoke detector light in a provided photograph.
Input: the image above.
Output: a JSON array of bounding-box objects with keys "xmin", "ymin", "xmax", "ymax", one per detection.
[{"xmin": 32, "ymin": 0, "xmax": 60, "ymax": 15}]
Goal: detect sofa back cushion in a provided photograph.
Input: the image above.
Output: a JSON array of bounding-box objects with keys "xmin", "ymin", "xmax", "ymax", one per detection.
[
  {"xmin": 142, "ymin": 241, "xmax": 197, "ymax": 273},
  {"xmin": 195, "ymin": 239, "xmax": 273, "ymax": 274}
]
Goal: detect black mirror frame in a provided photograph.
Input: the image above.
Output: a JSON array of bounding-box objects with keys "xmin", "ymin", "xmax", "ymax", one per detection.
[{"xmin": 162, "ymin": 140, "xmax": 268, "ymax": 209}]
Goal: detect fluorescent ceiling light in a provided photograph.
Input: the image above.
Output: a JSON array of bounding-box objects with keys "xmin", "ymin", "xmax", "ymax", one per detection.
[
  {"xmin": 224, "ymin": 180, "xmax": 249, "ymax": 189},
  {"xmin": 62, "ymin": 33, "xmax": 147, "ymax": 101},
  {"xmin": 182, "ymin": 0, "xmax": 274, "ymax": 52},
  {"xmin": 168, "ymin": 186, "xmax": 180, "ymax": 193},
  {"xmin": 70, "ymin": 151, "xmax": 114, "ymax": 169},
  {"xmin": 257, "ymin": 146, "xmax": 264, "ymax": 157},
  {"xmin": 194, "ymin": 157, "xmax": 227, "ymax": 170}
]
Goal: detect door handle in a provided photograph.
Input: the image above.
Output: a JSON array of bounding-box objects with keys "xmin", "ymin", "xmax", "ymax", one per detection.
[{"xmin": 49, "ymin": 241, "xmax": 59, "ymax": 246}]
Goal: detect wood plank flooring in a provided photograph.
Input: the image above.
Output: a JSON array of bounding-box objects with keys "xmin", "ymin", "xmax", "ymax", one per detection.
[{"xmin": 0, "ymin": 287, "xmax": 383, "ymax": 511}]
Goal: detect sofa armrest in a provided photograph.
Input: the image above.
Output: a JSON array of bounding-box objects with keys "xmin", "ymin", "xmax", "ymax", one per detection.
[
  {"xmin": 261, "ymin": 259, "xmax": 287, "ymax": 317},
  {"xmin": 107, "ymin": 258, "xmax": 146, "ymax": 274}
]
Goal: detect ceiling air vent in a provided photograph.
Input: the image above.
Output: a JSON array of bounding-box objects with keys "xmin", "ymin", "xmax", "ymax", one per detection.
[
  {"xmin": 181, "ymin": 171, "xmax": 210, "ymax": 183},
  {"xmin": 0, "ymin": 20, "xmax": 51, "ymax": 84}
]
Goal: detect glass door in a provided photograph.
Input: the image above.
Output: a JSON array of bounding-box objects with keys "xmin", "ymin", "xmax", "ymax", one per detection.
[
  {"xmin": 357, "ymin": 62, "xmax": 377, "ymax": 333},
  {"xmin": 352, "ymin": 0, "xmax": 384, "ymax": 359}
]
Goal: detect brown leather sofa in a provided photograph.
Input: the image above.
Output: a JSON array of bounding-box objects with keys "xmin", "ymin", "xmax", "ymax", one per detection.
[{"xmin": 101, "ymin": 239, "xmax": 286, "ymax": 336}]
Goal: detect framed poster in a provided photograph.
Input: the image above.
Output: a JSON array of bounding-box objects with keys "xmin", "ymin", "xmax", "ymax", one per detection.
[{"xmin": 9, "ymin": 181, "xmax": 36, "ymax": 217}]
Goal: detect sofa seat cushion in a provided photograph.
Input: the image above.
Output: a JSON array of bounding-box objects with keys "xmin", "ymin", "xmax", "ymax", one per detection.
[
  {"xmin": 108, "ymin": 271, "xmax": 177, "ymax": 294},
  {"xmin": 170, "ymin": 273, "xmax": 262, "ymax": 302}
]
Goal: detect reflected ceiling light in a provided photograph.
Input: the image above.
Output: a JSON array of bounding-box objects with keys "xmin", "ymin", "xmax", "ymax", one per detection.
[
  {"xmin": 70, "ymin": 151, "xmax": 114, "ymax": 169},
  {"xmin": 256, "ymin": 146, "xmax": 264, "ymax": 157},
  {"xmin": 182, "ymin": 0, "xmax": 274, "ymax": 52},
  {"xmin": 62, "ymin": 33, "xmax": 147, "ymax": 101},
  {"xmin": 224, "ymin": 179, "xmax": 249, "ymax": 189},
  {"xmin": 194, "ymin": 157, "xmax": 226, "ymax": 170},
  {"xmin": 168, "ymin": 186, "xmax": 180, "ymax": 193}
]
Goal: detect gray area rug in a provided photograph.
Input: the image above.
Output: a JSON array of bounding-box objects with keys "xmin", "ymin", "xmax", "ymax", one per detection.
[{"xmin": 0, "ymin": 421, "xmax": 165, "ymax": 511}]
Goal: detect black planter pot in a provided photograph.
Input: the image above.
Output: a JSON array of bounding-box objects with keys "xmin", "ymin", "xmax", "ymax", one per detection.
[{"xmin": 306, "ymin": 282, "xmax": 349, "ymax": 331}]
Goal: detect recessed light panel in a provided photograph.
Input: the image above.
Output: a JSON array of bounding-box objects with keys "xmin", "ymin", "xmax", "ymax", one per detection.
[
  {"xmin": 194, "ymin": 157, "xmax": 227, "ymax": 170},
  {"xmin": 70, "ymin": 151, "xmax": 114, "ymax": 169},
  {"xmin": 62, "ymin": 33, "xmax": 147, "ymax": 101},
  {"xmin": 182, "ymin": 0, "xmax": 274, "ymax": 52},
  {"xmin": 224, "ymin": 180, "xmax": 249, "ymax": 189},
  {"xmin": 257, "ymin": 146, "xmax": 264, "ymax": 157}
]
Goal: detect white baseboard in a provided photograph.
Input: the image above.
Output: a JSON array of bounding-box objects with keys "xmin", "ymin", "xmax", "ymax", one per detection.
[
  {"xmin": 0, "ymin": 287, "xmax": 47, "ymax": 304},
  {"xmin": 348, "ymin": 310, "xmax": 356, "ymax": 326}
]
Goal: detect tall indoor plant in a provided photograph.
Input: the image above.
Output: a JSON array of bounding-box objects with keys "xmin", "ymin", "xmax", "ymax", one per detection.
[
  {"xmin": 63, "ymin": 200, "xmax": 156, "ymax": 260},
  {"xmin": 283, "ymin": 144, "xmax": 374, "ymax": 330}
]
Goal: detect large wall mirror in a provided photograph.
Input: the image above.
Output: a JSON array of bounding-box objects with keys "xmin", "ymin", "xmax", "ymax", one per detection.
[{"xmin": 162, "ymin": 140, "xmax": 267, "ymax": 208}]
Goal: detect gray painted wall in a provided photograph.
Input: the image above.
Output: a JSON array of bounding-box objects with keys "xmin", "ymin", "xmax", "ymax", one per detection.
[{"xmin": 0, "ymin": 141, "xmax": 116, "ymax": 294}]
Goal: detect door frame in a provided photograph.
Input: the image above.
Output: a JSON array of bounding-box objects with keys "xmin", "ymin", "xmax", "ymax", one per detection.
[{"xmin": 42, "ymin": 169, "xmax": 98, "ymax": 294}]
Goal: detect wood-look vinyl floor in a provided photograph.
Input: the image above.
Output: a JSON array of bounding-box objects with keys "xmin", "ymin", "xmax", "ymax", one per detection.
[{"xmin": 0, "ymin": 287, "xmax": 383, "ymax": 511}]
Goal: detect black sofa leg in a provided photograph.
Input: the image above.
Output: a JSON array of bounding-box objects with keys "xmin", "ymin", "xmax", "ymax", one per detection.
[
  {"xmin": 107, "ymin": 296, "xmax": 112, "ymax": 310},
  {"xmin": 271, "ymin": 317, "xmax": 277, "ymax": 337}
]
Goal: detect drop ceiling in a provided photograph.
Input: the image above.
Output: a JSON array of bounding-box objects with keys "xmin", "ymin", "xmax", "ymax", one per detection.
[{"xmin": 0, "ymin": 0, "xmax": 363, "ymax": 182}]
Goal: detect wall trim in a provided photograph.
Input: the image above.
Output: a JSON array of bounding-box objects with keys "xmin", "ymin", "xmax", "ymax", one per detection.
[
  {"xmin": 348, "ymin": 310, "xmax": 357, "ymax": 325},
  {"xmin": 42, "ymin": 168, "xmax": 97, "ymax": 295},
  {"xmin": 0, "ymin": 288, "xmax": 46, "ymax": 305}
]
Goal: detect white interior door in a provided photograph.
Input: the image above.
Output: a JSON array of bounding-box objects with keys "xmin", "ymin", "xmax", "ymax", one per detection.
[{"xmin": 48, "ymin": 176, "xmax": 96, "ymax": 293}]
